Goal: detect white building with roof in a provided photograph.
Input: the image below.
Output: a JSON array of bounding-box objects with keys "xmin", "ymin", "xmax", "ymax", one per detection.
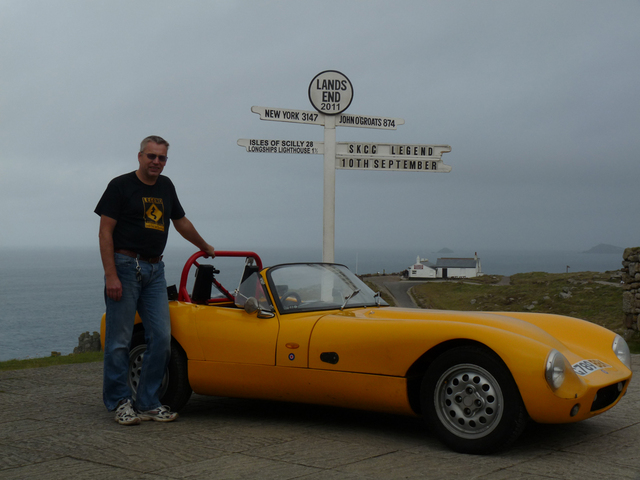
[
  {"xmin": 407, "ymin": 253, "xmax": 482, "ymax": 279},
  {"xmin": 407, "ymin": 256, "xmax": 438, "ymax": 279}
]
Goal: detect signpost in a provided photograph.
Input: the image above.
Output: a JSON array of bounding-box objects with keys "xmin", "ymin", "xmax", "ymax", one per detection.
[{"xmin": 238, "ymin": 71, "xmax": 452, "ymax": 262}]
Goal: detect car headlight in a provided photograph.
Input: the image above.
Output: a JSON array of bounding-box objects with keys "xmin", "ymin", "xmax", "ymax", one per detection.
[
  {"xmin": 612, "ymin": 335, "xmax": 631, "ymax": 370},
  {"xmin": 545, "ymin": 349, "xmax": 566, "ymax": 391}
]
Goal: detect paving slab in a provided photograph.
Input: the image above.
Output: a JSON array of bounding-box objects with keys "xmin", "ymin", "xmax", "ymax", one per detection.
[{"xmin": 0, "ymin": 357, "xmax": 638, "ymax": 479}]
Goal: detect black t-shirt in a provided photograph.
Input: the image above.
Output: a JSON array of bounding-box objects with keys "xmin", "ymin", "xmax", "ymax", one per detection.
[{"xmin": 95, "ymin": 171, "xmax": 185, "ymax": 257}]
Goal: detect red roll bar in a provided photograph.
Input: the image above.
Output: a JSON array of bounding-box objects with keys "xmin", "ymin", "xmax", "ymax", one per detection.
[{"xmin": 178, "ymin": 251, "xmax": 263, "ymax": 303}]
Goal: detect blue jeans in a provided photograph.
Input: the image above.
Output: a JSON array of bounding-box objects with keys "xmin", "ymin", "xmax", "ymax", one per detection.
[{"xmin": 103, "ymin": 253, "xmax": 171, "ymax": 412}]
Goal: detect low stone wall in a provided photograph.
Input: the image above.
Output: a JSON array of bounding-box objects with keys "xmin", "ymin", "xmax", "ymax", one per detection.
[
  {"xmin": 73, "ymin": 331, "xmax": 102, "ymax": 354},
  {"xmin": 622, "ymin": 247, "xmax": 640, "ymax": 334}
]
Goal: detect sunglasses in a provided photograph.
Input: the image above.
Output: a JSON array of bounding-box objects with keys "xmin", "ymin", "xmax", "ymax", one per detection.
[{"xmin": 145, "ymin": 153, "xmax": 168, "ymax": 162}]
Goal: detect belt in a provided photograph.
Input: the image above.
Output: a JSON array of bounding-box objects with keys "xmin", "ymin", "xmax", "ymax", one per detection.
[{"xmin": 115, "ymin": 249, "xmax": 163, "ymax": 264}]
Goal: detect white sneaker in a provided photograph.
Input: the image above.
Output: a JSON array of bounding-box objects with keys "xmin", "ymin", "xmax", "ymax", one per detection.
[
  {"xmin": 138, "ymin": 405, "xmax": 178, "ymax": 422},
  {"xmin": 115, "ymin": 399, "xmax": 141, "ymax": 425}
]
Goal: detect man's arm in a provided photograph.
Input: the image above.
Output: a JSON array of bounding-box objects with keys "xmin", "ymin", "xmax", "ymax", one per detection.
[
  {"xmin": 98, "ymin": 215, "xmax": 122, "ymax": 301},
  {"xmin": 172, "ymin": 216, "xmax": 216, "ymax": 258}
]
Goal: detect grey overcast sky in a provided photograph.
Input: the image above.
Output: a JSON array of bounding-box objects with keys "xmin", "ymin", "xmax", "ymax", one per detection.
[{"xmin": 1, "ymin": 0, "xmax": 638, "ymax": 254}]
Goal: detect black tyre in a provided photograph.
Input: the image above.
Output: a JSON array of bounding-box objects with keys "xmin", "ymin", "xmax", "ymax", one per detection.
[
  {"xmin": 421, "ymin": 346, "xmax": 528, "ymax": 454},
  {"xmin": 129, "ymin": 330, "xmax": 192, "ymax": 411}
]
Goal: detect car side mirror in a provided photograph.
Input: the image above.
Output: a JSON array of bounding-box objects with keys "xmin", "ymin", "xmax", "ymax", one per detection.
[
  {"xmin": 244, "ymin": 297, "xmax": 260, "ymax": 314},
  {"xmin": 244, "ymin": 297, "xmax": 275, "ymax": 318}
]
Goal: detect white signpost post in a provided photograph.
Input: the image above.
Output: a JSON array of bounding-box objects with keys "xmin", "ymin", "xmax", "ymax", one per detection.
[{"xmin": 238, "ymin": 70, "xmax": 452, "ymax": 263}]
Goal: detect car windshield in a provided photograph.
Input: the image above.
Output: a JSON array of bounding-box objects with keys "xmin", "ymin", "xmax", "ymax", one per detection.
[{"xmin": 266, "ymin": 263, "xmax": 388, "ymax": 314}]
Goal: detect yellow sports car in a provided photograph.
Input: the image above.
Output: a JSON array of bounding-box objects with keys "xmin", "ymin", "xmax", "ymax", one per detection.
[{"xmin": 100, "ymin": 251, "xmax": 633, "ymax": 454}]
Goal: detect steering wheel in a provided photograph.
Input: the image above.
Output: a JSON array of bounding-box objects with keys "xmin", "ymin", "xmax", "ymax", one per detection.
[{"xmin": 280, "ymin": 290, "xmax": 302, "ymax": 309}]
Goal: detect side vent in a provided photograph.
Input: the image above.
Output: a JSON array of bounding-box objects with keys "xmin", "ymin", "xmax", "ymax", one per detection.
[{"xmin": 320, "ymin": 352, "xmax": 339, "ymax": 365}]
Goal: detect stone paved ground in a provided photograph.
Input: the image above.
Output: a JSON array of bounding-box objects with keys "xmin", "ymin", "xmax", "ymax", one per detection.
[{"xmin": 0, "ymin": 358, "xmax": 638, "ymax": 479}]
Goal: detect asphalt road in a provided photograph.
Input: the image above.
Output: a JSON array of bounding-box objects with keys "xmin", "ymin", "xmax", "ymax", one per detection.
[
  {"xmin": 365, "ymin": 275, "xmax": 422, "ymax": 308},
  {"xmin": 1, "ymin": 358, "xmax": 638, "ymax": 479}
]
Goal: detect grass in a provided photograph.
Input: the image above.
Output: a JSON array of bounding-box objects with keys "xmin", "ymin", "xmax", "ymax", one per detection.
[
  {"xmin": 411, "ymin": 271, "xmax": 640, "ymax": 353},
  {"xmin": 0, "ymin": 351, "xmax": 104, "ymax": 371}
]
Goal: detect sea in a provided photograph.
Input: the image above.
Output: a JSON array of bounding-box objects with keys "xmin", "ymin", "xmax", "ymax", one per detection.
[{"xmin": 0, "ymin": 246, "xmax": 625, "ymax": 362}]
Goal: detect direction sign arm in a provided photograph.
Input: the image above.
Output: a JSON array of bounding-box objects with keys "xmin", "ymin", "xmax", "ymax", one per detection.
[{"xmin": 250, "ymin": 106, "xmax": 325, "ymax": 125}]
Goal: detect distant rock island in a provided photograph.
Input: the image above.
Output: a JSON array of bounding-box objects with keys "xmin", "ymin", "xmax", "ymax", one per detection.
[
  {"xmin": 437, "ymin": 248, "xmax": 454, "ymax": 254},
  {"xmin": 582, "ymin": 243, "xmax": 624, "ymax": 254}
]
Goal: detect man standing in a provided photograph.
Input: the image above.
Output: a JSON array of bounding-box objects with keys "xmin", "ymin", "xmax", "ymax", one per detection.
[{"xmin": 96, "ymin": 135, "xmax": 215, "ymax": 425}]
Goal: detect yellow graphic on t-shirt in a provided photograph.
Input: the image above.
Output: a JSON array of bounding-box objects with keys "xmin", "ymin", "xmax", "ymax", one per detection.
[{"xmin": 143, "ymin": 197, "xmax": 165, "ymax": 231}]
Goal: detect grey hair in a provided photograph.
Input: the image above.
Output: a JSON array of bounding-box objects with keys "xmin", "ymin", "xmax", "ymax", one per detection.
[{"xmin": 140, "ymin": 135, "xmax": 170, "ymax": 152}]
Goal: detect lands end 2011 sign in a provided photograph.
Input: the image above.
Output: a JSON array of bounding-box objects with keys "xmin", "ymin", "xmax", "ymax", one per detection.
[{"xmin": 308, "ymin": 70, "xmax": 353, "ymax": 115}]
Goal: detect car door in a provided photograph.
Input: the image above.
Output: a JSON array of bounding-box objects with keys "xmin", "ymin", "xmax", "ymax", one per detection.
[{"xmin": 193, "ymin": 273, "xmax": 279, "ymax": 365}]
